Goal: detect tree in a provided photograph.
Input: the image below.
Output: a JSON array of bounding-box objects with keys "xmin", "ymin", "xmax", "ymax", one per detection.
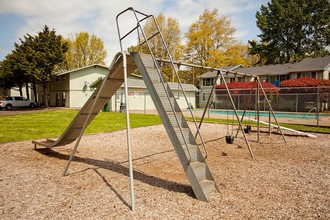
[
  {"xmin": 224, "ymin": 44, "xmax": 252, "ymax": 67},
  {"xmin": 32, "ymin": 26, "xmax": 68, "ymax": 107},
  {"xmin": 140, "ymin": 13, "xmax": 181, "ymax": 58},
  {"xmin": 0, "ymin": 38, "xmax": 34, "ymax": 99},
  {"xmin": 215, "ymin": 81, "xmax": 279, "ymax": 95},
  {"xmin": 184, "ymin": 9, "xmax": 249, "ymax": 85},
  {"xmin": 139, "ymin": 13, "xmax": 182, "ymax": 81},
  {"xmin": 280, "ymin": 77, "xmax": 330, "ymax": 110},
  {"xmin": 0, "ymin": 26, "xmax": 67, "ymax": 106},
  {"xmin": 61, "ymin": 32, "xmax": 107, "ymax": 71},
  {"xmin": 0, "ymin": 57, "xmax": 16, "ymax": 90},
  {"xmin": 138, "ymin": 13, "xmax": 181, "ymax": 80},
  {"xmin": 249, "ymin": 0, "xmax": 330, "ymax": 64},
  {"xmin": 12, "ymin": 35, "xmax": 38, "ymax": 99}
]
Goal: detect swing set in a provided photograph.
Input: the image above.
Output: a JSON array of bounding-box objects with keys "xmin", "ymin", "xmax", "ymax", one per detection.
[{"xmin": 158, "ymin": 58, "xmax": 288, "ymax": 158}]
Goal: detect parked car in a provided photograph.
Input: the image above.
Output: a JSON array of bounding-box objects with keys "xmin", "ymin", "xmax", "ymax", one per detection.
[{"xmin": 0, "ymin": 96, "xmax": 36, "ymax": 110}]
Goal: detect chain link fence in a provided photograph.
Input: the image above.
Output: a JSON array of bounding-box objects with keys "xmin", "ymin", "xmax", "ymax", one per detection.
[{"xmin": 195, "ymin": 86, "xmax": 330, "ymax": 126}]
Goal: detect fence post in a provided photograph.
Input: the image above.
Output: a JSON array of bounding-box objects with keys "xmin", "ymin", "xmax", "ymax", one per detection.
[
  {"xmin": 317, "ymin": 86, "xmax": 320, "ymax": 127},
  {"xmin": 296, "ymin": 94, "xmax": 298, "ymax": 112}
]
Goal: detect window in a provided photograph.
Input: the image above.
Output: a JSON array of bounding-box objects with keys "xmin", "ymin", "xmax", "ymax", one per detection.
[
  {"xmin": 311, "ymin": 72, "xmax": 316, "ymax": 78},
  {"xmin": 203, "ymin": 78, "xmax": 213, "ymax": 86},
  {"xmin": 237, "ymin": 77, "xmax": 245, "ymax": 82}
]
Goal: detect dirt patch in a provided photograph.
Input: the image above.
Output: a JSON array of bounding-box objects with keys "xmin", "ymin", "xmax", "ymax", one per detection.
[{"xmin": 0, "ymin": 123, "xmax": 329, "ymax": 219}]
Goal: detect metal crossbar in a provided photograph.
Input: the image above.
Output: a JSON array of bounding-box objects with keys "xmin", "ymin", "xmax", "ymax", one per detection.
[{"xmin": 156, "ymin": 58, "xmax": 257, "ymax": 78}]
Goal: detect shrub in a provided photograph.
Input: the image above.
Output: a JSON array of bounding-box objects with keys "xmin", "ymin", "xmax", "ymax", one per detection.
[{"xmin": 215, "ymin": 80, "xmax": 279, "ymax": 95}]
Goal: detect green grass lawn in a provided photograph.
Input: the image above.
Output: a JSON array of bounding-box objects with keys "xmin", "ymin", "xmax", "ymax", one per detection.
[
  {"xmin": 0, "ymin": 109, "xmax": 328, "ymax": 144},
  {"xmin": 0, "ymin": 110, "xmax": 162, "ymax": 144}
]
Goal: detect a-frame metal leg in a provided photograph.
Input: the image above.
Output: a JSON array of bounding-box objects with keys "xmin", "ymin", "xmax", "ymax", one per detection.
[
  {"xmin": 218, "ymin": 70, "xmax": 254, "ymax": 159},
  {"xmin": 256, "ymin": 77, "xmax": 287, "ymax": 143},
  {"xmin": 235, "ymin": 79, "xmax": 257, "ymax": 138}
]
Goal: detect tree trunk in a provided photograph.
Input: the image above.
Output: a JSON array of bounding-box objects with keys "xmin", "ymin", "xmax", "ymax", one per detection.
[
  {"xmin": 19, "ymin": 86, "xmax": 23, "ymax": 96},
  {"xmin": 25, "ymin": 82, "xmax": 30, "ymax": 100},
  {"xmin": 32, "ymin": 80, "xmax": 38, "ymax": 104},
  {"xmin": 43, "ymin": 83, "xmax": 49, "ymax": 108}
]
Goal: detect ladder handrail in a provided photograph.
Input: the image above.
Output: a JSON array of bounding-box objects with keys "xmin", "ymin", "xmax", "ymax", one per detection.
[
  {"xmin": 144, "ymin": 11, "xmax": 209, "ymax": 160},
  {"xmin": 116, "ymin": 7, "xmax": 194, "ymax": 163}
]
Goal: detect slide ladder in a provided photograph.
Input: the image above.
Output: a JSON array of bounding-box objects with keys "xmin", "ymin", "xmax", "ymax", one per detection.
[
  {"xmin": 32, "ymin": 52, "xmax": 136, "ymax": 148},
  {"xmin": 134, "ymin": 52, "xmax": 218, "ymax": 201}
]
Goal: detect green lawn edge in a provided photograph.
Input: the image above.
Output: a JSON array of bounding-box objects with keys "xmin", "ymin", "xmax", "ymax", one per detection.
[
  {"xmin": 0, "ymin": 110, "xmax": 328, "ymax": 144},
  {"xmin": 0, "ymin": 110, "xmax": 162, "ymax": 144}
]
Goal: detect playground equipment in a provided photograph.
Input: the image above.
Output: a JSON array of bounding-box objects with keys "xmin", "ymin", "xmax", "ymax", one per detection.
[
  {"xmin": 33, "ymin": 8, "xmax": 218, "ymax": 211},
  {"xmin": 33, "ymin": 7, "xmax": 315, "ymax": 211}
]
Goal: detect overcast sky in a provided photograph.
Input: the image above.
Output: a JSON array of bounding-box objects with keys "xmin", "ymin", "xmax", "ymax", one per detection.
[{"xmin": 0, "ymin": 0, "xmax": 268, "ymax": 64}]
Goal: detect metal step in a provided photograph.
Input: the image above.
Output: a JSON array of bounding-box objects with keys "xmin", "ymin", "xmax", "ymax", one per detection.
[
  {"xmin": 190, "ymin": 161, "xmax": 206, "ymax": 181},
  {"xmin": 174, "ymin": 127, "xmax": 190, "ymax": 144},
  {"xmin": 183, "ymin": 144, "xmax": 198, "ymax": 162},
  {"xmin": 200, "ymin": 180, "xmax": 215, "ymax": 197},
  {"xmin": 167, "ymin": 112, "xmax": 183, "ymax": 127},
  {"xmin": 146, "ymin": 68, "xmax": 161, "ymax": 82},
  {"xmin": 153, "ymin": 82, "xmax": 169, "ymax": 97},
  {"xmin": 161, "ymin": 96, "xmax": 176, "ymax": 112},
  {"xmin": 140, "ymin": 54, "xmax": 155, "ymax": 68},
  {"xmin": 133, "ymin": 52, "xmax": 217, "ymax": 201}
]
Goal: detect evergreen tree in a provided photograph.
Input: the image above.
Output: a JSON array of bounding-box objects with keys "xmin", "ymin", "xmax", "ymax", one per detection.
[
  {"xmin": 32, "ymin": 26, "xmax": 68, "ymax": 107},
  {"xmin": 249, "ymin": 0, "xmax": 330, "ymax": 64}
]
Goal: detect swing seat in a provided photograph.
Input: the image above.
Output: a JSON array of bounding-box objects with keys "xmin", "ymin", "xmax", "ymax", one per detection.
[
  {"xmin": 225, "ymin": 135, "xmax": 234, "ymax": 144},
  {"xmin": 244, "ymin": 125, "xmax": 251, "ymax": 134}
]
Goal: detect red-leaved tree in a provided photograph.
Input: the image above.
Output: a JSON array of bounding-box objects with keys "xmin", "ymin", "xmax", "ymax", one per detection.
[
  {"xmin": 280, "ymin": 77, "xmax": 330, "ymax": 110},
  {"xmin": 280, "ymin": 77, "xmax": 330, "ymax": 93},
  {"xmin": 215, "ymin": 80, "xmax": 279, "ymax": 95}
]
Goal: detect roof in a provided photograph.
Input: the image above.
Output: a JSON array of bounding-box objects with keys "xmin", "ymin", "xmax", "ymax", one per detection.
[
  {"xmin": 57, "ymin": 64, "xmax": 108, "ymax": 76},
  {"xmin": 199, "ymin": 56, "xmax": 330, "ymax": 78},
  {"xmin": 240, "ymin": 63, "xmax": 293, "ymax": 76},
  {"xmin": 290, "ymin": 56, "xmax": 330, "ymax": 72},
  {"xmin": 122, "ymin": 79, "xmax": 199, "ymax": 92},
  {"xmin": 58, "ymin": 64, "xmax": 197, "ymax": 91},
  {"xmin": 90, "ymin": 77, "xmax": 198, "ymax": 92},
  {"xmin": 198, "ymin": 65, "xmax": 244, "ymax": 79}
]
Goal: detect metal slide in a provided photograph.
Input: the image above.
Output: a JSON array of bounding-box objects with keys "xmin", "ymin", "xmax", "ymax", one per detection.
[
  {"xmin": 134, "ymin": 52, "xmax": 218, "ymax": 201},
  {"xmin": 32, "ymin": 52, "xmax": 136, "ymax": 148}
]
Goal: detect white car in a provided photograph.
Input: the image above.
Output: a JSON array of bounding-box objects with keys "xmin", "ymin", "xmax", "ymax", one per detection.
[{"xmin": 0, "ymin": 96, "xmax": 36, "ymax": 110}]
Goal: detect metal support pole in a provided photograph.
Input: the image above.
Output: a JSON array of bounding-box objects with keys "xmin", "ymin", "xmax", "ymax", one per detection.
[
  {"xmin": 196, "ymin": 64, "xmax": 243, "ymax": 139},
  {"xmin": 235, "ymin": 79, "xmax": 256, "ymax": 138},
  {"xmin": 62, "ymin": 53, "xmax": 125, "ymax": 176},
  {"xmin": 235, "ymin": 109, "xmax": 246, "ymax": 138},
  {"xmin": 256, "ymin": 79, "xmax": 260, "ymax": 142},
  {"xmin": 269, "ymin": 104, "xmax": 271, "ymax": 136},
  {"xmin": 317, "ymin": 86, "xmax": 320, "ymax": 127},
  {"xmin": 219, "ymin": 70, "xmax": 254, "ymax": 159},
  {"xmin": 256, "ymin": 78, "xmax": 287, "ymax": 143},
  {"xmin": 195, "ymin": 71, "xmax": 220, "ymax": 139},
  {"xmin": 122, "ymin": 52, "xmax": 135, "ymax": 212}
]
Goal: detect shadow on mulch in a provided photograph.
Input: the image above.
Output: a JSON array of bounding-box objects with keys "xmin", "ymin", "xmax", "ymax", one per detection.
[{"xmin": 35, "ymin": 147, "xmax": 195, "ymax": 200}]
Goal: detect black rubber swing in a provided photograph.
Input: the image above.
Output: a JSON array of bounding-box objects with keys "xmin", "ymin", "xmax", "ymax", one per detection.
[{"xmin": 225, "ymin": 97, "xmax": 235, "ymax": 144}]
